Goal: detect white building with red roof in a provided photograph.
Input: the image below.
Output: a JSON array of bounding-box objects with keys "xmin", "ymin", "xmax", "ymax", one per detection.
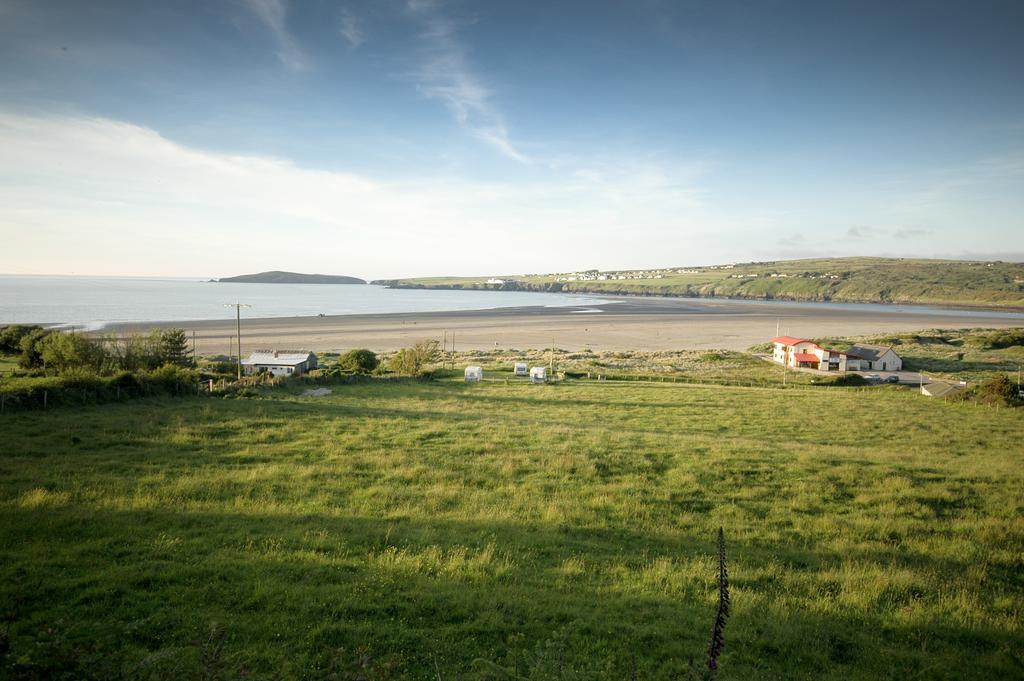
[{"xmin": 771, "ymin": 336, "xmax": 864, "ymax": 372}]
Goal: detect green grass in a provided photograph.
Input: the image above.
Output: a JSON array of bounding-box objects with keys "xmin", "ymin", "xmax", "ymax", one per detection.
[
  {"xmin": 1, "ymin": 380, "xmax": 1022, "ymax": 679},
  {"xmin": 375, "ymin": 257, "xmax": 1024, "ymax": 308},
  {"xmin": 0, "ymin": 353, "xmax": 18, "ymax": 377}
]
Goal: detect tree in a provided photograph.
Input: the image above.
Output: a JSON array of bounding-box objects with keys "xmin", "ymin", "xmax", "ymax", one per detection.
[
  {"xmin": 0, "ymin": 325, "xmax": 42, "ymax": 354},
  {"xmin": 387, "ymin": 340, "xmax": 440, "ymax": 375},
  {"xmin": 108, "ymin": 334, "xmax": 161, "ymax": 372},
  {"xmin": 158, "ymin": 328, "xmax": 192, "ymax": 366},
  {"xmin": 337, "ymin": 348, "xmax": 378, "ymax": 374},
  {"xmin": 18, "ymin": 328, "xmax": 55, "ymax": 369},
  {"xmin": 38, "ymin": 332, "xmax": 110, "ymax": 374}
]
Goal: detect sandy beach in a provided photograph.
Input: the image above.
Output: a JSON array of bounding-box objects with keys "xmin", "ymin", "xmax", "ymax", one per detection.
[{"xmin": 105, "ymin": 296, "xmax": 1024, "ymax": 356}]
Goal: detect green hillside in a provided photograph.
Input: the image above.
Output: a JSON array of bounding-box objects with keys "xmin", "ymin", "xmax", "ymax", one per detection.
[{"xmin": 374, "ymin": 257, "xmax": 1024, "ymax": 308}]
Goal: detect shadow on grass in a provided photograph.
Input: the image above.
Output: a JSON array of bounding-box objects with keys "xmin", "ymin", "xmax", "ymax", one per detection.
[{"xmin": 1, "ymin": 505, "xmax": 1020, "ymax": 680}]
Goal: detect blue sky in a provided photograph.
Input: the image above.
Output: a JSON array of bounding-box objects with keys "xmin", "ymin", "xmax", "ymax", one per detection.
[{"xmin": 0, "ymin": 0, "xmax": 1022, "ymax": 278}]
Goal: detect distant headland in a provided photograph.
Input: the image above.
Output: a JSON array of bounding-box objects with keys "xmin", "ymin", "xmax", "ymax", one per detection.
[{"xmin": 215, "ymin": 271, "xmax": 366, "ymax": 285}]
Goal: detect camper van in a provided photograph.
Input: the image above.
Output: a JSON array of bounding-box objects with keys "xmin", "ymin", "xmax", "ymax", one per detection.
[
  {"xmin": 513, "ymin": 362, "xmax": 528, "ymax": 376},
  {"xmin": 529, "ymin": 366, "xmax": 547, "ymax": 384},
  {"xmin": 464, "ymin": 366, "xmax": 483, "ymax": 383}
]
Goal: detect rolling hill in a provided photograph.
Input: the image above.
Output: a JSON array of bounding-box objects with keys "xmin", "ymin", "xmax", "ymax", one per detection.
[
  {"xmin": 218, "ymin": 271, "xmax": 365, "ymax": 284},
  {"xmin": 373, "ymin": 257, "xmax": 1024, "ymax": 309}
]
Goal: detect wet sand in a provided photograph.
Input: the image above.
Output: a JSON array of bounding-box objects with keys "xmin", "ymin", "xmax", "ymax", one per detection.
[{"xmin": 104, "ymin": 297, "xmax": 1024, "ymax": 356}]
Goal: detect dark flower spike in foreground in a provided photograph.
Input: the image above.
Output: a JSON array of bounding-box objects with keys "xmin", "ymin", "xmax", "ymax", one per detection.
[{"xmin": 707, "ymin": 527, "xmax": 730, "ymax": 672}]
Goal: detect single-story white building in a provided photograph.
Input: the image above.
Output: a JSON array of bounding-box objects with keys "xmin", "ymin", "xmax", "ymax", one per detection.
[
  {"xmin": 529, "ymin": 366, "xmax": 547, "ymax": 383},
  {"xmin": 513, "ymin": 362, "xmax": 528, "ymax": 376},
  {"xmin": 846, "ymin": 344, "xmax": 903, "ymax": 372},
  {"xmin": 242, "ymin": 350, "xmax": 318, "ymax": 377},
  {"xmin": 464, "ymin": 366, "xmax": 483, "ymax": 382},
  {"xmin": 771, "ymin": 336, "xmax": 862, "ymax": 371}
]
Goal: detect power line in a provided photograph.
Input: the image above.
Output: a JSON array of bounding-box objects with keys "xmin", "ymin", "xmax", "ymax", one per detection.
[{"xmin": 223, "ymin": 303, "xmax": 251, "ymax": 379}]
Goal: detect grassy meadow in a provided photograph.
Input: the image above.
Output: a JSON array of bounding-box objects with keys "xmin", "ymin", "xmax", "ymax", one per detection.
[{"xmin": 1, "ymin": 378, "xmax": 1022, "ymax": 679}]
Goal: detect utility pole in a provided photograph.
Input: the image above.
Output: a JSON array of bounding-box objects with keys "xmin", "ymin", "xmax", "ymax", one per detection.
[{"xmin": 224, "ymin": 303, "xmax": 251, "ymax": 380}]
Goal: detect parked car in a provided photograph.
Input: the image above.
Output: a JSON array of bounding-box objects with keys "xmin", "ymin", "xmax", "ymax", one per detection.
[
  {"xmin": 863, "ymin": 373, "xmax": 881, "ymax": 383},
  {"xmin": 884, "ymin": 375, "xmax": 900, "ymax": 384}
]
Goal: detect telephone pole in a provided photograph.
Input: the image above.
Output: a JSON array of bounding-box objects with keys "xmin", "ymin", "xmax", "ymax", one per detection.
[{"xmin": 224, "ymin": 303, "xmax": 251, "ymax": 379}]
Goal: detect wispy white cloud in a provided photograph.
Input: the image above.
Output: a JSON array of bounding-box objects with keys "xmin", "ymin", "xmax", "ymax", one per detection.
[
  {"xmin": 240, "ymin": 0, "xmax": 307, "ymax": 70},
  {"xmin": 338, "ymin": 7, "xmax": 364, "ymax": 49},
  {"xmin": 0, "ymin": 112, "xmax": 717, "ymax": 277},
  {"xmin": 847, "ymin": 225, "xmax": 931, "ymax": 239},
  {"xmin": 406, "ymin": 1, "xmax": 529, "ymax": 163}
]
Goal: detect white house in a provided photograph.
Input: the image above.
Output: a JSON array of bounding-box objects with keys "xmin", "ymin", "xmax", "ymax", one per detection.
[
  {"xmin": 529, "ymin": 366, "xmax": 547, "ymax": 383},
  {"xmin": 464, "ymin": 366, "xmax": 483, "ymax": 382},
  {"xmin": 771, "ymin": 336, "xmax": 862, "ymax": 372},
  {"xmin": 242, "ymin": 350, "xmax": 318, "ymax": 377},
  {"xmin": 846, "ymin": 344, "xmax": 903, "ymax": 372},
  {"xmin": 513, "ymin": 362, "xmax": 528, "ymax": 376}
]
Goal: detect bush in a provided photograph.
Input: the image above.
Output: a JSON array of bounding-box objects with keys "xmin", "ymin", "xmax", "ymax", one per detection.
[
  {"xmin": 974, "ymin": 374, "xmax": 1020, "ymax": 406},
  {"xmin": 388, "ymin": 340, "xmax": 440, "ymax": 375},
  {"xmin": 978, "ymin": 329, "xmax": 1024, "ymax": 350},
  {"xmin": 337, "ymin": 348, "xmax": 379, "ymax": 374},
  {"xmin": 827, "ymin": 373, "xmax": 869, "ymax": 387}
]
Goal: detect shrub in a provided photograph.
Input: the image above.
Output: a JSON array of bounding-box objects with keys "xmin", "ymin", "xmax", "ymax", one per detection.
[
  {"xmin": 827, "ymin": 373, "xmax": 869, "ymax": 387},
  {"xmin": 388, "ymin": 340, "xmax": 440, "ymax": 375},
  {"xmin": 978, "ymin": 329, "xmax": 1024, "ymax": 350},
  {"xmin": 975, "ymin": 374, "xmax": 1020, "ymax": 406},
  {"xmin": 337, "ymin": 348, "xmax": 379, "ymax": 374}
]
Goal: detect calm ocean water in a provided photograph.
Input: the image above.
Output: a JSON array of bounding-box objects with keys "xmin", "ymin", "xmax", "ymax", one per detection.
[
  {"xmin": 0, "ymin": 275, "xmax": 612, "ymax": 329},
  {"xmin": 2, "ymin": 275, "xmax": 1021, "ymax": 329}
]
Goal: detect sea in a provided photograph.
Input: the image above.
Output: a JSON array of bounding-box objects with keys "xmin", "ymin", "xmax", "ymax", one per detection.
[
  {"xmin": 1, "ymin": 275, "xmax": 1022, "ymax": 329},
  {"xmin": 0, "ymin": 275, "xmax": 613, "ymax": 329}
]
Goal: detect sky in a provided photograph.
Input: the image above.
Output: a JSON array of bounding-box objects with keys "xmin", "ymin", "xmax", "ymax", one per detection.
[{"xmin": 0, "ymin": 0, "xmax": 1022, "ymax": 279}]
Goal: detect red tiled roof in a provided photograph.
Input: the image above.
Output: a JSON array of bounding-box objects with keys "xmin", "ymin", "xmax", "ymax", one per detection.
[
  {"xmin": 772, "ymin": 336, "xmax": 808, "ymax": 346},
  {"xmin": 793, "ymin": 353, "xmax": 819, "ymax": 363}
]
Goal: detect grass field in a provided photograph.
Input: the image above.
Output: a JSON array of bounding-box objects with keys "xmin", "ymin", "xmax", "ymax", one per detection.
[
  {"xmin": 1, "ymin": 379, "xmax": 1022, "ymax": 679},
  {"xmin": 0, "ymin": 354, "xmax": 18, "ymax": 377}
]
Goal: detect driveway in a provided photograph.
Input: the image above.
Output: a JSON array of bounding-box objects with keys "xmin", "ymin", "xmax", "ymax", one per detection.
[{"xmin": 853, "ymin": 370, "xmax": 932, "ymax": 385}]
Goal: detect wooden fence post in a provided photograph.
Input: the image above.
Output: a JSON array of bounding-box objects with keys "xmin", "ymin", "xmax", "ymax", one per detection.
[{"xmin": 43, "ymin": 390, "xmax": 48, "ymax": 409}]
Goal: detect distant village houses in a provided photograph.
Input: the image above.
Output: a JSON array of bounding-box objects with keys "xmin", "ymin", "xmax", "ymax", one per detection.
[{"xmin": 242, "ymin": 350, "xmax": 318, "ymax": 377}]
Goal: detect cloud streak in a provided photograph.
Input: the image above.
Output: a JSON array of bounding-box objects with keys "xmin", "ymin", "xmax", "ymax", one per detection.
[
  {"xmin": 407, "ymin": 2, "xmax": 529, "ymax": 163},
  {"xmin": 338, "ymin": 7, "xmax": 364, "ymax": 49},
  {"xmin": 240, "ymin": 0, "xmax": 307, "ymax": 70}
]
